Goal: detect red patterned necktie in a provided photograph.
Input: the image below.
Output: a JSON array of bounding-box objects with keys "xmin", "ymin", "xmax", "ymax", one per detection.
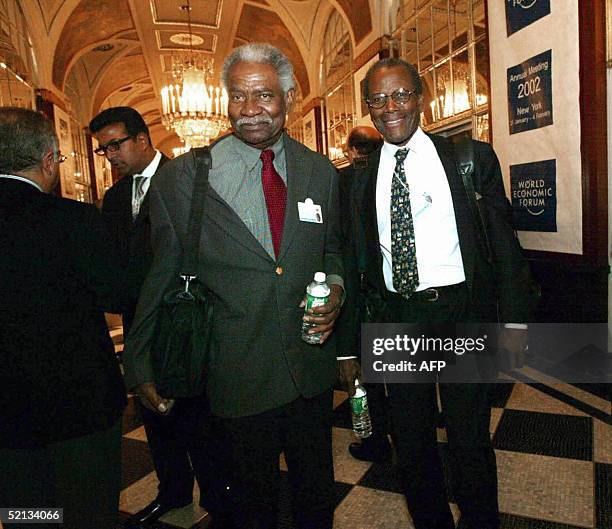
[{"xmin": 260, "ymin": 149, "xmax": 287, "ymax": 258}]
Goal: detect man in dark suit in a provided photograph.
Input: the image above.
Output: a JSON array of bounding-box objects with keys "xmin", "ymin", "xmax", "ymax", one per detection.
[
  {"xmin": 339, "ymin": 58, "xmax": 536, "ymax": 529},
  {"xmin": 89, "ymin": 107, "xmax": 169, "ymax": 335},
  {"xmin": 89, "ymin": 107, "xmax": 213, "ymax": 528},
  {"xmin": 0, "ymin": 107, "xmax": 126, "ymax": 529},
  {"xmin": 337, "ymin": 126, "xmax": 392, "ymax": 463},
  {"xmin": 339, "ymin": 126, "xmax": 382, "ymax": 190},
  {"xmin": 123, "ymin": 43, "xmax": 344, "ymax": 529},
  {"xmin": 338, "ymin": 126, "xmax": 383, "ymax": 234}
]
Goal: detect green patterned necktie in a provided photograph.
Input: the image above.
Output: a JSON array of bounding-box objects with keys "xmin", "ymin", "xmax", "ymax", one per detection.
[{"xmin": 391, "ymin": 148, "xmax": 419, "ymax": 297}]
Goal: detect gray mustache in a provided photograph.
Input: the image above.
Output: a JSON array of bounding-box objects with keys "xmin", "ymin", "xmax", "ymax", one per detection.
[{"xmin": 236, "ymin": 116, "xmax": 273, "ymax": 127}]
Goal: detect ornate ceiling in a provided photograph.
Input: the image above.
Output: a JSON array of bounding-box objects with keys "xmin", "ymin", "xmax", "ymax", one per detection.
[{"xmin": 19, "ymin": 0, "xmax": 374, "ymax": 150}]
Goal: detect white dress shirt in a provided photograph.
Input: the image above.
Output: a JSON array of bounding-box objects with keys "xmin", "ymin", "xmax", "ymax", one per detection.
[
  {"xmin": 376, "ymin": 127, "xmax": 465, "ymax": 292},
  {"xmin": 132, "ymin": 150, "xmax": 162, "ymax": 217}
]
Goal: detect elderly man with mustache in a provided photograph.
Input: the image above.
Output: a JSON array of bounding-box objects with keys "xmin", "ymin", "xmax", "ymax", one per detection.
[{"xmin": 122, "ymin": 43, "xmax": 345, "ymax": 529}]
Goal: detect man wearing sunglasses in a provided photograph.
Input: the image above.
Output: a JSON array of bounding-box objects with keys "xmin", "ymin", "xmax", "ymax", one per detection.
[{"xmin": 339, "ymin": 59, "xmax": 537, "ymax": 529}]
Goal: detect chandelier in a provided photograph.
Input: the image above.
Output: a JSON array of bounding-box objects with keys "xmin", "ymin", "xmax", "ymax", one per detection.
[{"xmin": 160, "ymin": 2, "xmax": 229, "ymax": 147}]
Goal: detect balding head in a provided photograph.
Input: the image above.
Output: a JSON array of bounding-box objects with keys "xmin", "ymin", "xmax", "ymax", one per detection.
[
  {"xmin": 346, "ymin": 126, "xmax": 383, "ymax": 163},
  {"xmin": 0, "ymin": 107, "xmax": 61, "ymax": 192}
]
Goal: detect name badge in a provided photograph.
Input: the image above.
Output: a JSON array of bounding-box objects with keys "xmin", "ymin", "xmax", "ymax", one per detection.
[{"xmin": 298, "ymin": 197, "xmax": 323, "ymax": 223}]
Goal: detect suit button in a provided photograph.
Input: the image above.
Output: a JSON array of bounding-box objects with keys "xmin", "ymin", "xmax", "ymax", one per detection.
[{"xmin": 275, "ymin": 266, "xmax": 283, "ymax": 275}]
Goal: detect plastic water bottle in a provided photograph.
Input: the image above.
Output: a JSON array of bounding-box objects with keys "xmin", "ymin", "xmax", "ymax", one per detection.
[
  {"xmin": 301, "ymin": 272, "xmax": 330, "ymax": 344},
  {"xmin": 350, "ymin": 379, "xmax": 372, "ymax": 438}
]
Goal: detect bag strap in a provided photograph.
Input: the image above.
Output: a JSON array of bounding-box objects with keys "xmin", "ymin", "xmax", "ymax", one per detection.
[
  {"xmin": 455, "ymin": 138, "xmax": 493, "ymax": 263},
  {"xmin": 179, "ymin": 147, "xmax": 211, "ymax": 288}
]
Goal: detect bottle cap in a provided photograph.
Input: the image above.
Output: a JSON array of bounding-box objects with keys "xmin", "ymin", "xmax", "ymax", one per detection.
[
  {"xmin": 354, "ymin": 378, "xmax": 360, "ymax": 386},
  {"xmin": 314, "ymin": 272, "xmax": 326, "ymax": 282}
]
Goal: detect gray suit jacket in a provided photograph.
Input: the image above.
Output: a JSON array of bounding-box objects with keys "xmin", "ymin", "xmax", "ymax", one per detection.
[{"xmin": 123, "ymin": 134, "xmax": 344, "ymax": 418}]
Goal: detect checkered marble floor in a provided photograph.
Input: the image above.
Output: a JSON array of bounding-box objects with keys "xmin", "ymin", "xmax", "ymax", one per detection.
[{"xmin": 117, "ymin": 370, "xmax": 611, "ymax": 529}]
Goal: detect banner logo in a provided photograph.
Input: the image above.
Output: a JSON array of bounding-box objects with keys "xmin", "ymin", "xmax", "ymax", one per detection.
[
  {"xmin": 506, "ymin": 0, "xmax": 550, "ymax": 35},
  {"xmin": 509, "ymin": 0, "xmax": 538, "ymax": 9},
  {"xmin": 511, "ymin": 159, "xmax": 557, "ymax": 232}
]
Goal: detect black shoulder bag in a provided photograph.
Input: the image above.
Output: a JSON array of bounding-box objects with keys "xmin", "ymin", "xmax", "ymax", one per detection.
[
  {"xmin": 455, "ymin": 138, "xmax": 541, "ymax": 321},
  {"xmin": 151, "ymin": 147, "xmax": 213, "ymax": 398}
]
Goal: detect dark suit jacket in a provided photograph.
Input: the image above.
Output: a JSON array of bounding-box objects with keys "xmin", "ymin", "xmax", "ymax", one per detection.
[
  {"xmin": 124, "ymin": 134, "xmax": 344, "ymax": 418},
  {"xmin": 0, "ymin": 179, "xmax": 126, "ymax": 448},
  {"xmin": 337, "ymin": 161, "xmax": 373, "ymax": 356},
  {"xmin": 339, "ymin": 134, "xmax": 535, "ymax": 349},
  {"xmin": 101, "ymin": 154, "xmax": 169, "ymax": 334},
  {"xmin": 339, "ymin": 162, "xmax": 367, "ymax": 247}
]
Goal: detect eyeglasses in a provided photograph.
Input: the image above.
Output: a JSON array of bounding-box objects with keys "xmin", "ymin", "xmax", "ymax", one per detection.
[
  {"xmin": 94, "ymin": 136, "xmax": 132, "ymax": 156},
  {"xmin": 366, "ymin": 89, "xmax": 418, "ymax": 109},
  {"xmin": 55, "ymin": 152, "xmax": 67, "ymax": 164}
]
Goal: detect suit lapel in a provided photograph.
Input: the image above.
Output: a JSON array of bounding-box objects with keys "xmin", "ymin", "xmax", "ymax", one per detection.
[
  {"xmin": 362, "ymin": 148, "xmax": 387, "ymax": 291},
  {"xmin": 121, "ymin": 175, "xmax": 135, "ymax": 228},
  {"xmin": 429, "ymin": 134, "xmax": 476, "ymax": 289},
  {"xmin": 277, "ymin": 135, "xmax": 312, "ymax": 262},
  {"xmin": 203, "ymin": 173, "xmax": 273, "ymax": 262}
]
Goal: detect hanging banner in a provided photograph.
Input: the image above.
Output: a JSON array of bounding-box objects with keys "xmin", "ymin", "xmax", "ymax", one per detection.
[
  {"xmin": 488, "ymin": 2, "xmax": 582, "ymax": 254},
  {"xmin": 507, "ymin": 49, "xmax": 553, "ymax": 135},
  {"xmin": 505, "ymin": 0, "xmax": 551, "ymax": 36},
  {"xmin": 511, "ymin": 159, "xmax": 557, "ymax": 232}
]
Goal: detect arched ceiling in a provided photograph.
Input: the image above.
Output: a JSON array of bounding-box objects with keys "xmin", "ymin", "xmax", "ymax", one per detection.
[
  {"xmin": 336, "ymin": 0, "xmax": 372, "ymax": 44},
  {"xmin": 52, "ymin": 0, "xmax": 134, "ymax": 88},
  {"xmin": 91, "ymin": 53, "xmax": 149, "ymax": 112},
  {"xmin": 235, "ymin": 4, "xmax": 310, "ymax": 98},
  {"xmin": 46, "ymin": 0, "xmax": 374, "ymax": 149}
]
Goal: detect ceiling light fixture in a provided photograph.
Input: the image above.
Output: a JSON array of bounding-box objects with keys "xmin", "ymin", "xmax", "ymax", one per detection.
[{"xmin": 160, "ymin": 0, "xmax": 229, "ymax": 147}]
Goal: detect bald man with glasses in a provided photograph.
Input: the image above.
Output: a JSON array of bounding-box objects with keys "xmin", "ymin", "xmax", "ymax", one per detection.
[{"xmin": 0, "ymin": 107, "xmax": 126, "ymax": 529}]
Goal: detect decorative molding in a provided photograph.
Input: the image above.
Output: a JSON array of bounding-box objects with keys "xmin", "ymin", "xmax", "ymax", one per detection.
[
  {"xmin": 579, "ymin": 0, "xmax": 607, "ymax": 261},
  {"xmin": 36, "ymin": 88, "xmax": 67, "ymax": 111},
  {"xmin": 149, "ymin": 0, "xmax": 222, "ymax": 29},
  {"xmin": 35, "ymin": 0, "xmax": 63, "ymax": 34},
  {"xmin": 302, "ymin": 96, "xmax": 322, "ymax": 116},
  {"xmin": 155, "ymin": 29, "xmax": 216, "ymax": 52},
  {"xmin": 353, "ymin": 38, "xmax": 382, "ymax": 72}
]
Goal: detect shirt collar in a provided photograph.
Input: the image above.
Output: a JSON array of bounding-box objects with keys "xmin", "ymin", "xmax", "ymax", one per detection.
[
  {"xmin": 0, "ymin": 174, "xmax": 43, "ymax": 192},
  {"xmin": 232, "ymin": 132, "xmax": 285, "ymax": 171},
  {"xmin": 135, "ymin": 150, "xmax": 162, "ymax": 179},
  {"xmin": 381, "ymin": 126, "xmax": 427, "ymax": 158}
]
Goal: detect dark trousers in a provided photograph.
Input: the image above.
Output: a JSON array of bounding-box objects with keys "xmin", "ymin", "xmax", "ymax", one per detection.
[
  {"xmin": 385, "ymin": 284, "xmax": 500, "ymax": 529},
  {"xmin": 140, "ymin": 395, "xmax": 230, "ymax": 516},
  {"xmin": 0, "ymin": 418, "xmax": 122, "ymax": 529},
  {"xmin": 221, "ymin": 390, "xmax": 335, "ymax": 529},
  {"xmin": 357, "ymin": 287, "xmax": 390, "ymax": 439},
  {"xmin": 363, "ymin": 381, "xmax": 389, "ymax": 437}
]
